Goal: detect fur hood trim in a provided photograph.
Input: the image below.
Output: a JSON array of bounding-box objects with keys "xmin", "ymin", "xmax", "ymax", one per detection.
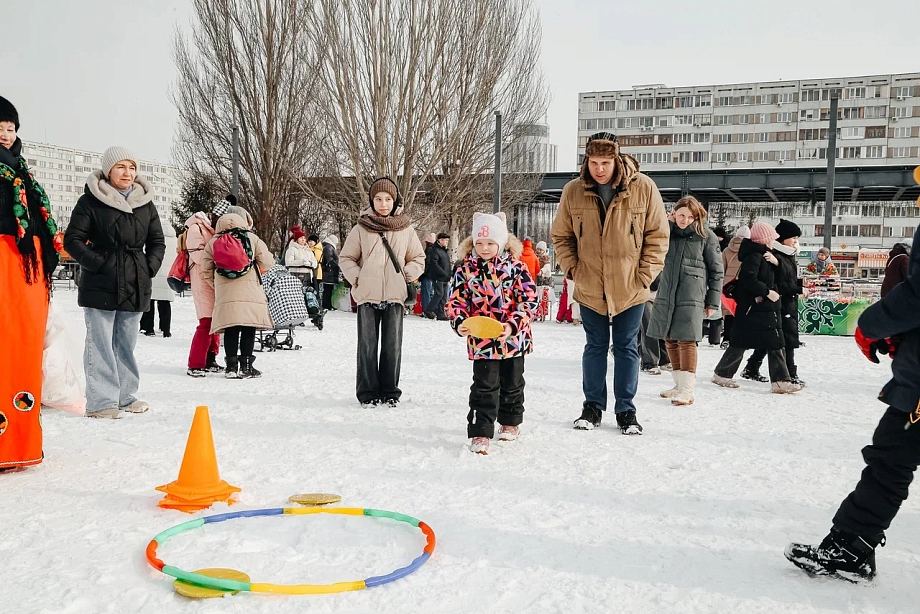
[
  {"xmin": 86, "ymin": 170, "xmax": 154, "ymax": 213},
  {"xmin": 579, "ymin": 148, "xmax": 641, "ymax": 192},
  {"xmin": 458, "ymin": 234, "xmax": 523, "ymax": 260}
]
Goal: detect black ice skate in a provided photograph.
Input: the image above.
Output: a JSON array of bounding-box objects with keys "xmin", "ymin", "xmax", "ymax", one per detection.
[
  {"xmin": 573, "ymin": 403, "xmax": 603, "ymax": 430},
  {"xmin": 785, "ymin": 529, "xmax": 884, "ymax": 583},
  {"xmin": 615, "ymin": 410, "xmax": 643, "ymax": 436}
]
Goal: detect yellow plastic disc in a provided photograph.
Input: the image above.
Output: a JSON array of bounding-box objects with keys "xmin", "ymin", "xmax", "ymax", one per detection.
[
  {"xmin": 463, "ymin": 316, "xmax": 505, "ymax": 339},
  {"xmin": 174, "ymin": 568, "xmax": 250, "ymax": 599},
  {"xmin": 288, "ymin": 493, "xmax": 342, "ymax": 506},
  {"xmin": 913, "ymin": 165, "xmax": 920, "ymax": 186}
]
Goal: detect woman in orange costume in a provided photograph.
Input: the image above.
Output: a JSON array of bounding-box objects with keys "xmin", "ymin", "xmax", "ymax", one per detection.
[{"xmin": 0, "ymin": 96, "xmax": 61, "ymax": 470}]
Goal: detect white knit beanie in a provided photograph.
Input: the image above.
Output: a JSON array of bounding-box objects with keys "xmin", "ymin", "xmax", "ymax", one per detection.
[
  {"xmin": 472, "ymin": 212, "xmax": 509, "ymax": 251},
  {"xmin": 101, "ymin": 146, "xmax": 139, "ymax": 178}
]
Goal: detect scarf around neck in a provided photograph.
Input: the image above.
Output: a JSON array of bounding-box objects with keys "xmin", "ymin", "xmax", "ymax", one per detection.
[
  {"xmin": 773, "ymin": 242, "xmax": 798, "ymax": 256},
  {"xmin": 358, "ymin": 213, "xmax": 412, "ymax": 233}
]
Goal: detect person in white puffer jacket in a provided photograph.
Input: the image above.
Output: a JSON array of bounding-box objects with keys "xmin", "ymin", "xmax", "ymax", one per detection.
[{"xmin": 284, "ymin": 226, "xmax": 318, "ymax": 281}]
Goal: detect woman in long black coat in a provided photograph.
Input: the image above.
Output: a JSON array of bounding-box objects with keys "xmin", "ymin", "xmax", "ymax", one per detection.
[{"xmin": 711, "ymin": 222, "xmax": 802, "ymax": 394}]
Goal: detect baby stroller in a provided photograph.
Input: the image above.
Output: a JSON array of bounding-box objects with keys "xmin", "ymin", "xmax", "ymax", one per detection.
[{"xmin": 258, "ymin": 265, "xmax": 308, "ymax": 352}]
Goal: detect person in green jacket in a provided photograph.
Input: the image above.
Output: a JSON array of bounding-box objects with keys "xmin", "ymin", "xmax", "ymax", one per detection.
[{"xmin": 647, "ymin": 196, "xmax": 724, "ymax": 405}]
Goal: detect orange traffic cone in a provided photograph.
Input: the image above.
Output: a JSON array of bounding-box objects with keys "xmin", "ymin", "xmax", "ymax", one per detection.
[{"xmin": 156, "ymin": 406, "xmax": 240, "ymax": 512}]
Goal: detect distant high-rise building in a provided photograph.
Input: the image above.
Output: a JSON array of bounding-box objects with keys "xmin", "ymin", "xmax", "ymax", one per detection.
[
  {"xmin": 20, "ymin": 141, "xmax": 182, "ymax": 230},
  {"xmin": 577, "ymin": 73, "xmax": 920, "ymax": 170},
  {"xmin": 507, "ymin": 123, "xmax": 558, "ymax": 173}
]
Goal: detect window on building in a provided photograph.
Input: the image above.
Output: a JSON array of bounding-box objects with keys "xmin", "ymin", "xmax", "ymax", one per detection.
[
  {"xmin": 656, "ymin": 97, "xmax": 674, "ymax": 110},
  {"xmin": 777, "ymin": 150, "xmax": 792, "ymax": 161},
  {"xmin": 739, "ymin": 95, "xmax": 754, "ymax": 106},
  {"xmin": 617, "ymin": 118, "xmax": 633, "ymax": 129},
  {"xmin": 776, "ymin": 112, "xmax": 793, "ymax": 123},
  {"xmin": 717, "ymin": 96, "xmax": 734, "ymax": 107},
  {"xmin": 715, "ymin": 152, "xmax": 734, "ymax": 163},
  {"xmin": 891, "ymin": 147, "xmax": 912, "ymax": 158},
  {"xmin": 693, "ymin": 132, "xmax": 711, "ymax": 143},
  {"xmin": 800, "ymin": 109, "xmax": 816, "ymax": 121},
  {"xmin": 716, "ymin": 134, "xmax": 732, "ymax": 144},
  {"xmin": 674, "ymin": 133, "xmax": 693, "ymax": 144},
  {"xmin": 737, "ymin": 151, "xmax": 750, "ymax": 162},
  {"xmin": 658, "ymin": 116, "xmax": 670, "ymax": 127},
  {"xmin": 737, "ymin": 133, "xmax": 750, "ymax": 143},
  {"xmin": 896, "ymin": 86, "xmax": 912, "ymax": 99},
  {"xmin": 862, "ymin": 205, "xmax": 882, "ymax": 217},
  {"xmin": 755, "ymin": 151, "xmax": 770, "ymax": 162},
  {"xmin": 840, "ymin": 126, "xmax": 865, "ymax": 139},
  {"xmin": 893, "ymin": 126, "xmax": 912, "ymax": 138},
  {"xmin": 801, "ymin": 89, "xmax": 821, "ymax": 102},
  {"xmin": 597, "ymin": 100, "xmax": 617, "ymax": 112},
  {"xmin": 894, "ymin": 106, "xmax": 913, "ymax": 119},
  {"xmin": 859, "ymin": 224, "xmax": 882, "ymax": 237},
  {"xmin": 674, "ymin": 114, "xmax": 693, "ymax": 125},
  {"xmin": 866, "ymin": 145, "xmax": 884, "ymax": 158},
  {"xmin": 757, "ymin": 94, "xmax": 773, "ymax": 105},
  {"xmin": 822, "ymin": 88, "xmax": 843, "ymax": 100},
  {"xmin": 865, "ymin": 126, "xmax": 886, "ymax": 139},
  {"xmin": 841, "ymin": 147, "xmax": 861, "ymax": 159},
  {"xmin": 693, "ymin": 151, "xmax": 709, "ymax": 163},
  {"xmin": 759, "ymin": 113, "xmax": 768, "ymax": 124},
  {"xmin": 778, "ymin": 92, "xmax": 795, "ymax": 104},
  {"xmin": 739, "ymin": 114, "xmax": 752, "ymax": 124},
  {"xmin": 639, "ymin": 116, "xmax": 654, "ymax": 128},
  {"xmin": 865, "ymin": 106, "xmax": 887, "ymax": 119},
  {"xmin": 654, "ymin": 152, "xmax": 670, "ymax": 164},
  {"xmin": 798, "ymin": 148, "xmax": 819, "ymax": 159},
  {"xmin": 777, "ymin": 131, "xmax": 795, "ymax": 142},
  {"xmin": 846, "ymin": 87, "xmax": 866, "ymax": 99},
  {"xmin": 717, "ymin": 115, "xmax": 733, "ymax": 125},
  {"xmin": 693, "ymin": 114, "xmax": 712, "ymax": 125}
]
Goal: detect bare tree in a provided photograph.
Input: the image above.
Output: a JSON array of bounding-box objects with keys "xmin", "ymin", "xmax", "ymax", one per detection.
[
  {"xmin": 172, "ymin": 0, "xmax": 324, "ymax": 251},
  {"xmin": 307, "ymin": 0, "xmax": 549, "ymax": 239}
]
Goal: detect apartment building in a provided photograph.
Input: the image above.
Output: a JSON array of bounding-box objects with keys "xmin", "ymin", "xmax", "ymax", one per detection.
[
  {"xmin": 20, "ymin": 141, "xmax": 182, "ymax": 230},
  {"xmin": 577, "ymin": 73, "xmax": 920, "ymax": 170}
]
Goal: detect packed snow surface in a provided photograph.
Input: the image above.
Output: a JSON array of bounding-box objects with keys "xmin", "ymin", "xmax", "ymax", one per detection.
[{"xmin": 4, "ymin": 290, "xmax": 919, "ymax": 613}]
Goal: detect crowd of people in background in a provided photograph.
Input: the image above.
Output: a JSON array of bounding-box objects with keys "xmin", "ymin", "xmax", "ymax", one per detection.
[{"xmin": 4, "ymin": 95, "xmax": 920, "ymax": 583}]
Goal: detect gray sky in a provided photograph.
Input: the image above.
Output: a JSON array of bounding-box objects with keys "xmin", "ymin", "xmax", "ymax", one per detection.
[{"xmin": 3, "ymin": 0, "xmax": 917, "ymax": 171}]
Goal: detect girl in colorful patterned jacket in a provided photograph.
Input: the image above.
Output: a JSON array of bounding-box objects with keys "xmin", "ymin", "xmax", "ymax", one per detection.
[{"xmin": 446, "ymin": 212, "xmax": 538, "ymax": 455}]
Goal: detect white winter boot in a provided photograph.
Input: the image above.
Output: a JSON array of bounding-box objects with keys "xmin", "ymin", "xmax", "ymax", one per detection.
[
  {"xmin": 660, "ymin": 370, "xmax": 680, "ymax": 399},
  {"xmin": 671, "ymin": 371, "xmax": 696, "ymax": 406},
  {"xmin": 772, "ymin": 380, "xmax": 804, "ymax": 394}
]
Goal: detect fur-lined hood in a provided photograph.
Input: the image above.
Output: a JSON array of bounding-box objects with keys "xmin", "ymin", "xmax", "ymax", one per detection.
[
  {"xmin": 458, "ymin": 234, "xmax": 523, "ymax": 260},
  {"xmin": 86, "ymin": 170, "xmax": 154, "ymax": 213}
]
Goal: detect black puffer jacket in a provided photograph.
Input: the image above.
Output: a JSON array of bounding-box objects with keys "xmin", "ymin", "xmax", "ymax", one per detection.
[
  {"xmin": 64, "ymin": 171, "xmax": 165, "ymax": 311},
  {"xmin": 773, "ymin": 247, "xmax": 802, "ymax": 349},
  {"xmin": 858, "ymin": 224, "xmax": 920, "ymax": 416},
  {"xmin": 321, "ymin": 240, "xmax": 340, "ymax": 282},
  {"xmin": 729, "ymin": 239, "xmax": 784, "ymax": 350},
  {"xmin": 424, "ymin": 243, "xmax": 452, "ymax": 282}
]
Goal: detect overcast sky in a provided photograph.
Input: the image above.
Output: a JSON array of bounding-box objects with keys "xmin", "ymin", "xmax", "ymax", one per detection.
[{"xmin": 3, "ymin": 0, "xmax": 917, "ymax": 171}]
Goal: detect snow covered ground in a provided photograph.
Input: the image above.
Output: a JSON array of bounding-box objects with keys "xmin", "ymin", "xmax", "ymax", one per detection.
[{"xmin": 5, "ymin": 289, "xmax": 920, "ymax": 613}]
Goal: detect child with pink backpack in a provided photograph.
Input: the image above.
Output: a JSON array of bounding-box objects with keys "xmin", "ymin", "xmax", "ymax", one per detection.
[{"xmin": 200, "ymin": 207, "xmax": 275, "ymax": 378}]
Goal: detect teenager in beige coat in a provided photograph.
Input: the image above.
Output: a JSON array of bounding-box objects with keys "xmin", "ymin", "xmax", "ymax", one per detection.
[
  {"xmin": 340, "ymin": 178, "xmax": 425, "ymax": 407},
  {"xmin": 200, "ymin": 208, "xmax": 274, "ymax": 379}
]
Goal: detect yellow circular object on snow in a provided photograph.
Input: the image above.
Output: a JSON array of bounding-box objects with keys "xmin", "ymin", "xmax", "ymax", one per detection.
[
  {"xmin": 174, "ymin": 568, "xmax": 251, "ymax": 599},
  {"xmin": 463, "ymin": 316, "xmax": 505, "ymax": 339},
  {"xmin": 913, "ymin": 165, "xmax": 920, "ymax": 186},
  {"xmin": 288, "ymin": 493, "xmax": 342, "ymax": 506}
]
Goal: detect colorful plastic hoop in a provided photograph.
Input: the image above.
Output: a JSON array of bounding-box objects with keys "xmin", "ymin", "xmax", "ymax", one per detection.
[{"xmin": 146, "ymin": 507, "xmax": 436, "ymax": 595}]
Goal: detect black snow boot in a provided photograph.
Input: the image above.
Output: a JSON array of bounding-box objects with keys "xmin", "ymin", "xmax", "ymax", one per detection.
[
  {"xmin": 615, "ymin": 410, "xmax": 643, "ymax": 436},
  {"xmin": 206, "ymin": 352, "xmax": 224, "ymax": 373},
  {"xmin": 785, "ymin": 528, "xmax": 885, "ymax": 583},
  {"xmin": 573, "ymin": 403, "xmax": 603, "ymax": 431},
  {"xmin": 225, "ymin": 356, "xmax": 241, "ymax": 379},
  {"xmin": 788, "ymin": 366, "xmax": 806, "ymax": 387},
  {"xmin": 240, "ymin": 355, "xmax": 262, "ymax": 379}
]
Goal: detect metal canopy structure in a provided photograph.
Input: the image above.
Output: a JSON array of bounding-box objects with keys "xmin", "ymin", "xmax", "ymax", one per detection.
[{"xmin": 537, "ymin": 165, "xmax": 920, "ymax": 204}]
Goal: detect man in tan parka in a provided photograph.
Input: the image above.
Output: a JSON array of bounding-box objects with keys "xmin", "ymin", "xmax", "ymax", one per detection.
[{"xmin": 551, "ymin": 132, "xmax": 669, "ymax": 435}]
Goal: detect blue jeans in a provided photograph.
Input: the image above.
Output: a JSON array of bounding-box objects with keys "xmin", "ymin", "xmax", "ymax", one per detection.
[
  {"xmin": 581, "ymin": 303, "xmax": 644, "ymax": 413},
  {"xmin": 420, "ymin": 278, "xmax": 433, "ymax": 312},
  {"xmin": 83, "ymin": 308, "xmax": 142, "ymax": 413}
]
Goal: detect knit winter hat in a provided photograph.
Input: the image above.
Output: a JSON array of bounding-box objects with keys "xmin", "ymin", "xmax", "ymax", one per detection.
[
  {"xmin": 750, "ymin": 222, "xmax": 779, "ymax": 246},
  {"xmin": 0, "ymin": 96, "xmax": 20, "ymax": 130},
  {"xmin": 212, "ymin": 199, "xmax": 230, "ymax": 217},
  {"xmin": 424, "ymin": 232, "xmax": 437, "ymax": 244},
  {"xmin": 734, "ymin": 225, "xmax": 751, "ymax": 239},
  {"xmin": 101, "ymin": 146, "xmax": 139, "ymax": 178},
  {"xmin": 368, "ymin": 177, "xmax": 400, "ymax": 212},
  {"xmin": 535, "ymin": 240, "xmax": 548, "ymax": 251},
  {"xmin": 775, "ymin": 219, "xmax": 802, "ymax": 242},
  {"xmin": 472, "ymin": 212, "xmax": 509, "ymax": 251},
  {"xmin": 307, "ymin": 234, "xmax": 319, "ymax": 244},
  {"xmin": 291, "ymin": 225, "xmax": 306, "ymax": 242}
]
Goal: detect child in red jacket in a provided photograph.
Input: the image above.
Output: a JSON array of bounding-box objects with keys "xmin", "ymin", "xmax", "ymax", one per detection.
[{"xmin": 446, "ymin": 212, "xmax": 538, "ymax": 455}]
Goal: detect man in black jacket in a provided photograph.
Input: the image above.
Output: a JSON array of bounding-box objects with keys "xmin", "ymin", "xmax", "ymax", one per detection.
[
  {"xmin": 786, "ymin": 222, "xmax": 920, "ymax": 582},
  {"xmin": 64, "ymin": 146, "xmax": 165, "ymax": 418},
  {"xmin": 424, "ymin": 232, "xmax": 452, "ymax": 320}
]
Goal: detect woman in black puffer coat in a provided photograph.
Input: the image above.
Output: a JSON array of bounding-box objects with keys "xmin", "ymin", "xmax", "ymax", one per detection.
[
  {"xmin": 712, "ymin": 222, "xmax": 802, "ymax": 394},
  {"xmin": 64, "ymin": 147, "xmax": 165, "ymax": 418}
]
